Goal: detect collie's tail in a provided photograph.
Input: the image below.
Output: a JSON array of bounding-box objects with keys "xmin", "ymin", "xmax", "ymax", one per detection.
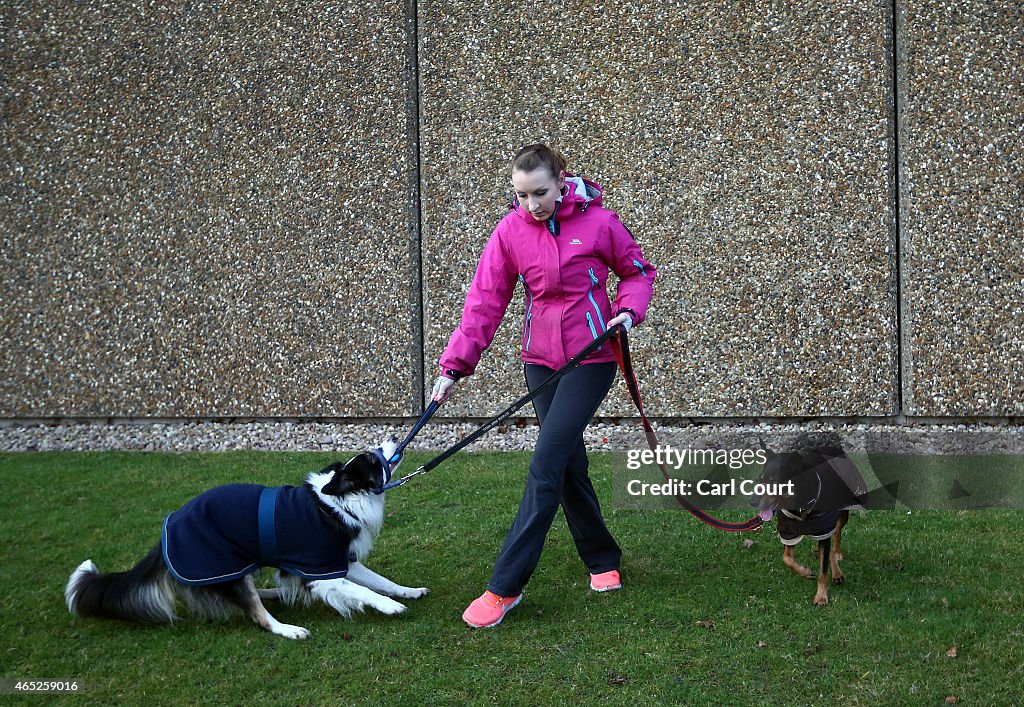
[{"xmin": 65, "ymin": 546, "xmax": 177, "ymax": 624}]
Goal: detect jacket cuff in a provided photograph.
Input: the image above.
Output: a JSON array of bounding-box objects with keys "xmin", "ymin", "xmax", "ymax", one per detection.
[
  {"xmin": 615, "ymin": 307, "xmax": 639, "ymax": 323},
  {"xmin": 439, "ymin": 367, "xmax": 465, "ymax": 381}
]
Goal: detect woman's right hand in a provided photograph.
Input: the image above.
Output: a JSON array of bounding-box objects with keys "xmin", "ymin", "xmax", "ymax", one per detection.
[{"xmin": 431, "ymin": 375, "xmax": 457, "ymax": 403}]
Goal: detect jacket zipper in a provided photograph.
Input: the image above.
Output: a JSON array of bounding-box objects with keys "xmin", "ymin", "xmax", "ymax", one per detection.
[
  {"xmin": 546, "ymin": 199, "xmax": 561, "ymax": 237},
  {"xmin": 586, "ymin": 312, "xmax": 599, "ymax": 342},
  {"xmin": 519, "ymin": 274, "xmax": 534, "ymax": 351},
  {"xmin": 632, "ymin": 259, "xmax": 649, "ymax": 277},
  {"xmin": 586, "ymin": 268, "xmax": 606, "ymax": 349}
]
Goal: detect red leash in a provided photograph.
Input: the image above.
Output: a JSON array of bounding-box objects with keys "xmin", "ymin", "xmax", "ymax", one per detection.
[{"xmin": 610, "ymin": 330, "xmax": 763, "ymax": 532}]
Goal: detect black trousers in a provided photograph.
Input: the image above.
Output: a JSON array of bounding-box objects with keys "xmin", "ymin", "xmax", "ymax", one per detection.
[{"xmin": 487, "ymin": 361, "xmax": 621, "ymax": 597}]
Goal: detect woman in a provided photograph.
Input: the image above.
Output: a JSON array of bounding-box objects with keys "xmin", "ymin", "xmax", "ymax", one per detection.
[{"xmin": 433, "ymin": 144, "xmax": 656, "ymax": 628}]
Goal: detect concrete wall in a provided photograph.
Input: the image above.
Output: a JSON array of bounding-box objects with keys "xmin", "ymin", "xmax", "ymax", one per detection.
[
  {"xmin": 896, "ymin": 1, "xmax": 1023, "ymax": 416},
  {"xmin": 1, "ymin": 1, "xmax": 1020, "ymax": 420},
  {"xmin": 2, "ymin": 1, "xmax": 420, "ymax": 417}
]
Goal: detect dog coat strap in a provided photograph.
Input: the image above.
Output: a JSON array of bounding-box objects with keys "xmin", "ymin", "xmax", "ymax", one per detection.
[{"xmin": 257, "ymin": 486, "xmax": 279, "ymax": 567}]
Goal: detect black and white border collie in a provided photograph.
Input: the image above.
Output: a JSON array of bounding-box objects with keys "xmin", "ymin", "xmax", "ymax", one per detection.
[{"xmin": 65, "ymin": 437, "xmax": 428, "ymax": 639}]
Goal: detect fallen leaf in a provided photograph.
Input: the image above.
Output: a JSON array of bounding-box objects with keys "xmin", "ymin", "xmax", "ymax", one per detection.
[
  {"xmin": 341, "ymin": 633, "xmax": 353, "ymax": 641},
  {"xmin": 742, "ymin": 539, "xmax": 756, "ymax": 549},
  {"xmin": 606, "ymin": 671, "xmax": 629, "ymax": 686},
  {"xmin": 945, "ymin": 697, "xmax": 957, "ymax": 704},
  {"xmin": 756, "ymin": 640, "xmax": 768, "ymax": 649},
  {"xmin": 696, "ymin": 619, "xmax": 715, "ymax": 629},
  {"xmin": 946, "ymin": 646, "xmax": 958, "ymax": 658}
]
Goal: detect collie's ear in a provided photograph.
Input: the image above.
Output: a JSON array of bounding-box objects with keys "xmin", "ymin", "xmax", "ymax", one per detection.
[
  {"xmin": 321, "ymin": 471, "xmax": 359, "ymax": 498},
  {"xmin": 318, "ymin": 461, "xmax": 346, "ymax": 476}
]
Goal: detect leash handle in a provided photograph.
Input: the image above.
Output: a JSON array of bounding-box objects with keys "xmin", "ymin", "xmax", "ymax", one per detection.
[
  {"xmin": 611, "ymin": 331, "xmax": 763, "ymax": 532},
  {"xmin": 390, "ymin": 399, "xmax": 441, "ymax": 464}
]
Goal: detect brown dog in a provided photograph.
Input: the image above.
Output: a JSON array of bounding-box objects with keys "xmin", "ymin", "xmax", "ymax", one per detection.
[{"xmin": 753, "ymin": 439, "xmax": 866, "ymax": 605}]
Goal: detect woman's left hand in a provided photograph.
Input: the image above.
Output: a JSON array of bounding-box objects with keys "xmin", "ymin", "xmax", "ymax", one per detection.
[{"xmin": 607, "ymin": 312, "xmax": 633, "ymax": 333}]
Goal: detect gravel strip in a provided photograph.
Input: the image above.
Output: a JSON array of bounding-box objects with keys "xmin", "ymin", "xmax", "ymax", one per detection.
[{"xmin": 2, "ymin": 419, "xmax": 1024, "ymax": 455}]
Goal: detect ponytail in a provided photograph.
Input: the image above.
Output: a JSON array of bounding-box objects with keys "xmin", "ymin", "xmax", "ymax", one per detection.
[{"xmin": 510, "ymin": 144, "xmax": 567, "ymax": 180}]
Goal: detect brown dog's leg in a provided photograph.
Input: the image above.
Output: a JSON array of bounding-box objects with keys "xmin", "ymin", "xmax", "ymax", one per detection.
[
  {"xmin": 783, "ymin": 545, "xmax": 815, "ymax": 578},
  {"xmin": 833, "ymin": 510, "xmax": 849, "ymax": 562},
  {"xmin": 831, "ymin": 511, "xmax": 848, "ymax": 583},
  {"xmin": 814, "ymin": 538, "xmax": 831, "ymax": 605}
]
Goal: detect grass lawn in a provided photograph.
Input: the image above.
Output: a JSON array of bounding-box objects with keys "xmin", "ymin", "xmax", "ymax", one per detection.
[{"xmin": 1, "ymin": 450, "xmax": 1022, "ymax": 705}]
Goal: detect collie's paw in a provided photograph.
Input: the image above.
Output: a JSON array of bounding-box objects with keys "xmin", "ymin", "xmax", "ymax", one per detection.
[
  {"xmin": 389, "ymin": 585, "xmax": 429, "ymax": 600},
  {"xmin": 273, "ymin": 623, "xmax": 311, "ymax": 640},
  {"xmin": 373, "ymin": 597, "xmax": 407, "ymax": 615}
]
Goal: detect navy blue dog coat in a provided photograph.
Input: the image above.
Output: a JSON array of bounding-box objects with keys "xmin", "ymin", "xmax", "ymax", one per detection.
[
  {"xmin": 775, "ymin": 508, "xmax": 841, "ymax": 546},
  {"xmin": 161, "ymin": 483, "xmax": 353, "ymax": 586}
]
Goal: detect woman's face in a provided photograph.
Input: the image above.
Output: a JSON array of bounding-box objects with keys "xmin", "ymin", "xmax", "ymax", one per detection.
[{"xmin": 512, "ymin": 167, "xmax": 565, "ymax": 222}]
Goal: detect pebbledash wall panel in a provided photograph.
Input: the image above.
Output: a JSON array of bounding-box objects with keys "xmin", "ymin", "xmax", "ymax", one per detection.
[
  {"xmin": 896, "ymin": 0, "xmax": 1024, "ymax": 416},
  {"xmin": 418, "ymin": 1, "xmax": 899, "ymax": 418},
  {"xmin": 2, "ymin": 2, "xmax": 1021, "ymax": 421},
  {"xmin": 0, "ymin": 1, "xmax": 420, "ymax": 417}
]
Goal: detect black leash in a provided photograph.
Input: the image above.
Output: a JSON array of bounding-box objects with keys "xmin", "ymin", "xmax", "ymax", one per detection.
[
  {"xmin": 378, "ymin": 325, "xmax": 624, "ymax": 492},
  {"xmin": 382, "ymin": 327, "xmax": 765, "ymax": 533}
]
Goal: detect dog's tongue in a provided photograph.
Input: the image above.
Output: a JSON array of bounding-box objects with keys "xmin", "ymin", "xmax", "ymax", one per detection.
[{"xmin": 759, "ymin": 509, "xmax": 774, "ymax": 522}]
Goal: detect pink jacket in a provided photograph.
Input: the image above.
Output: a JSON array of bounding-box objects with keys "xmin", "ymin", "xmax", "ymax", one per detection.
[{"xmin": 439, "ymin": 175, "xmax": 656, "ymax": 377}]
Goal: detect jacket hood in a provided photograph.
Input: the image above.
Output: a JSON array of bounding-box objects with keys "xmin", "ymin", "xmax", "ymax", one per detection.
[{"xmin": 511, "ymin": 173, "xmax": 604, "ymax": 228}]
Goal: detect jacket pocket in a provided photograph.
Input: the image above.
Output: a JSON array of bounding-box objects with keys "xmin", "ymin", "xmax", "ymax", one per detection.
[
  {"xmin": 585, "ymin": 268, "xmax": 607, "ymax": 351},
  {"xmin": 519, "ymin": 274, "xmax": 534, "ymax": 351}
]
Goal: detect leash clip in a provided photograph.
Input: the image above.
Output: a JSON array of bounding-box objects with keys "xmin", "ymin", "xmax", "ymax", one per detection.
[{"xmin": 375, "ymin": 465, "xmax": 427, "ymax": 495}]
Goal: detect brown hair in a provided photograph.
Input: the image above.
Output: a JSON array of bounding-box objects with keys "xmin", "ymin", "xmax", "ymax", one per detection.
[{"xmin": 510, "ymin": 144, "xmax": 567, "ymax": 180}]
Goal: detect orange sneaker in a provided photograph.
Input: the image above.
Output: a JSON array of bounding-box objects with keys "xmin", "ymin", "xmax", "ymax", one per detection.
[
  {"xmin": 462, "ymin": 590, "xmax": 522, "ymax": 628},
  {"xmin": 590, "ymin": 570, "xmax": 622, "ymax": 592}
]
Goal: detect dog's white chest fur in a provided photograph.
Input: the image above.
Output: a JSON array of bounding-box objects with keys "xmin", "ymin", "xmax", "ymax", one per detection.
[{"xmin": 308, "ymin": 471, "xmax": 385, "ymax": 562}]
